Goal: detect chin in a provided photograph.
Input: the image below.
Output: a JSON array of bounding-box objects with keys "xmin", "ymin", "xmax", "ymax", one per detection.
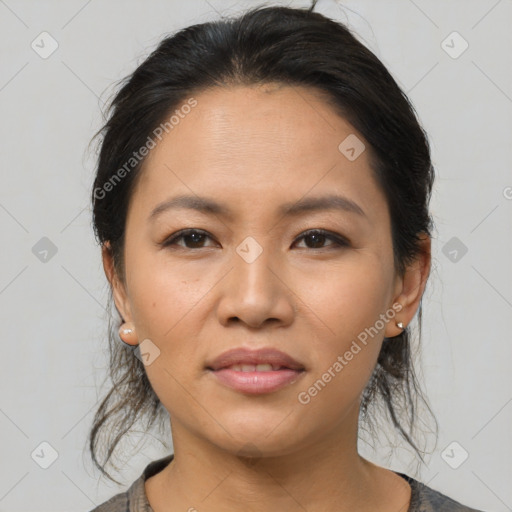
[{"xmin": 206, "ymin": 414, "xmax": 306, "ymax": 457}]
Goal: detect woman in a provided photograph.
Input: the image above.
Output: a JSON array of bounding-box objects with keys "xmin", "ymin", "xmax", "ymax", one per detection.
[{"xmin": 88, "ymin": 3, "xmax": 484, "ymax": 511}]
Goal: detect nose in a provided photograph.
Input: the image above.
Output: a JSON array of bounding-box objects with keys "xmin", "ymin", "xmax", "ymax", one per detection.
[{"xmin": 216, "ymin": 242, "xmax": 295, "ymax": 329}]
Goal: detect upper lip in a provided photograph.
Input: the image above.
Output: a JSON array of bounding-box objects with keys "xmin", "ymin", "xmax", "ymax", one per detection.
[{"xmin": 206, "ymin": 347, "xmax": 305, "ymax": 371}]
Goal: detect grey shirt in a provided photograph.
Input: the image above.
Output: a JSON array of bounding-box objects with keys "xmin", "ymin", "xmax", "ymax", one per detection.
[{"xmin": 90, "ymin": 454, "xmax": 485, "ymax": 512}]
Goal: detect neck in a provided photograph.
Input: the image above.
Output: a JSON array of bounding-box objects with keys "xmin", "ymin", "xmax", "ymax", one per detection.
[{"xmin": 146, "ymin": 405, "xmax": 411, "ymax": 512}]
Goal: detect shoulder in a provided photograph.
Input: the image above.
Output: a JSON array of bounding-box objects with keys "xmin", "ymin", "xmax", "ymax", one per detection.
[
  {"xmin": 88, "ymin": 454, "xmax": 174, "ymax": 512},
  {"xmin": 89, "ymin": 490, "xmax": 129, "ymax": 512},
  {"xmin": 89, "ymin": 476, "xmax": 148, "ymax": 512},
  {"xmin": 401, "ymin": 473, "xmax": 486, "ymax": 512}
]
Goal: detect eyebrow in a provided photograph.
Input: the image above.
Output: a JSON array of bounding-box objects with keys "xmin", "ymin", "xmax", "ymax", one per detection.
[{"xmin": 148, "ymin": 194, "xmax": 366, "ymax": 222}]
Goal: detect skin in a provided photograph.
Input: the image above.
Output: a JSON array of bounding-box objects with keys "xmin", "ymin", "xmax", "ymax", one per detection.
[{"xmin": 103, "ymin": 83, "xmax": 431, "ymax": 512}]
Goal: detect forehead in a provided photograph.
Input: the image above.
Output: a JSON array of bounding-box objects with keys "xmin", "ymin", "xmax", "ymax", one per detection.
[
  {"xmin": 152, "ymin": 83, "xmax": 355, "ymax": 168},
  {"xmin": 130, "ymin": 84, "xmax": 387, "ymax": 225}
]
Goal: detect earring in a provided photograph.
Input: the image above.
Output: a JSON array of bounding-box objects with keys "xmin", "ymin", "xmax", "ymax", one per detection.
[
  {"xmin": 396, "ymin": 321, "xmax": 405, "ymax": 330},
  {"xmin": 118, "ymin": 322, "xmax": 138, "ymax": 346}
]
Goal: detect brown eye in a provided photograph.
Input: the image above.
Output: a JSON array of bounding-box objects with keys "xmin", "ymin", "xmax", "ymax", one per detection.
[
  {"xmin": 294, "ymin": 229, "xmax": 349, "ymax": 250},
  {"xmin": 162, "ymin": 229, "xmax": 216, "ymax": 249}
]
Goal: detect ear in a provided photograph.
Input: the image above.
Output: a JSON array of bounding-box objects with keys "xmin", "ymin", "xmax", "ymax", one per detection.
[
  {"xmin": 384, "ymin": 233, "xmax": 431, "ymax": 338},
  {"xmin": 102, "ymin": 241, "xmax": 133, "ymax": 323}
]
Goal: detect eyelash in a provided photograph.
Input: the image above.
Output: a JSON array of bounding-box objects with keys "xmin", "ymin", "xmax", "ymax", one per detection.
[{"xmin": 161, "ymin": 228, "xmax": 349, "ymax": 251}]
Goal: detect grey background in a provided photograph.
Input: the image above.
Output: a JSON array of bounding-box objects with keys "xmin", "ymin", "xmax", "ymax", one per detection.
[{"xmin": 1, "ymin": 0, "xmax": 511, "ymax": 510}]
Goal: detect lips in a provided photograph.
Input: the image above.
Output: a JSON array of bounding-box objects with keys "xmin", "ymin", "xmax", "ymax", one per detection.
[
  {"xmin": 206, "ymin": 347, "xmax": 305, "ymax": 372},
  {"xmin": 205, "ymin": 347, "xmax": 306, "ymax": 394}
]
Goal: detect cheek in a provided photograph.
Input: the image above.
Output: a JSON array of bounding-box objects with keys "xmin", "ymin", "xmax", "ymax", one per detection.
[
  {"xmin": 304, "ymin": 255, "xmax": 392, "ymax": 341},
  {"xmin": 126, "ymin": 260, "xmax": 216, "ymax": 394},
  {"xmin": 127, "ymin": 258, "xmax": 206, "ymax": 341},
  {"xmin": 128, "ymin": 270, "xmax": 207, "ymax": 410},
  {"xmin": 293, "ymin": 276, "xmax": 388, "ymax": 425},
  {"xmin": 298, "ymin": 255, "xmax": 392, "ymax": 393}
]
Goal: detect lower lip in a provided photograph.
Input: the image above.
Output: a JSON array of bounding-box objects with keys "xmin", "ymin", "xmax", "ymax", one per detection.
[{"xmin": 209, "ymin": 368, "xmax": 305, "ymax": 394}]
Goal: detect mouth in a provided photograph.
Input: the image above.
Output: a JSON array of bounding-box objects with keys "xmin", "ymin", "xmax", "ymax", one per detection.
[
  {"xmin": 215, "ymin": 363, "xmax": 294, "ymax": 372},
  {"xmin": 205, "ymin": 347, "xmax": 306, "ymax": 394}
]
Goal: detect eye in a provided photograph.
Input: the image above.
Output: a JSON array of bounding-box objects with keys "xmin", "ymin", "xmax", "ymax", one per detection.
[
  {"xmin": 293, "ymin": 229, "xmax": 349, "ymax": 250},
  {"xmin": 162, "ymin": 229, "xmax": 216, "ymax": 249}
]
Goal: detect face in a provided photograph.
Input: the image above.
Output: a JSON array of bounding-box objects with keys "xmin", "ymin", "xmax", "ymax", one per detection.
[{"xmin": 105, "ymin": 83, "xmax": 429, "ymax": 458}]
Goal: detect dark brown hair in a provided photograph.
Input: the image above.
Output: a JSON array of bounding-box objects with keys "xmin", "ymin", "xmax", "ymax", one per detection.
[{"xmin": 89, "ymin": 2, "xmax": 437, "ymax": 484}]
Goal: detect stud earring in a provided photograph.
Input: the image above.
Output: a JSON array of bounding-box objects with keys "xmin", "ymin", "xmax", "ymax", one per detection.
[
  {"xmin": 396, "ymin": 321, "xmax": 405, "ymax": 330},
  {"xmin": 118, "ymin": 322, "xmax": 138, "ymax": 346}
]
